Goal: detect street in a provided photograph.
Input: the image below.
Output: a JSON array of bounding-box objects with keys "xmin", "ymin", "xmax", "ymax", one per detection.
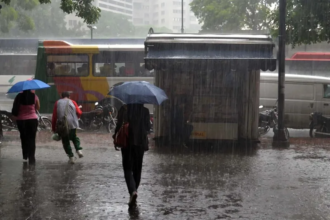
[{"xmin": 1, "ymin": 131, "xmax": 330, "ymax": 219}]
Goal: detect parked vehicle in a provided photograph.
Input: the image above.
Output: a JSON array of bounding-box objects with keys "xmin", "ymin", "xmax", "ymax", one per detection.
[
  {"xmin": 258, "ymin": 105, "xmax": 290, "ymax": 137},
  {"xmin": 0, "ymin": 112, "xmax": 16, "ymax": 131},
  {"xmin": 260, "ymin": 73, "xmax": 330, "ymax": 129},
  {"xmin": 37, "ymin": 111, "xmax": 52, "ymax": 132},
  {"xmin": 78, "ymin": 102, "xmax": 117, "ymax": 133},
  {"xmin": 309, "ymin": 112, "xmax": 330, "ymax": 137},
  {"xmin": 0, "ymin": 110, "xmax": 52, "ymax": 132}
]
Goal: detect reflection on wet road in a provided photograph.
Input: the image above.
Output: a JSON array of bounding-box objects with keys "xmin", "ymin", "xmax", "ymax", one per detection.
[{"xmin": 1, "ymin": 132, "xmax": 330, "ymax": 219}]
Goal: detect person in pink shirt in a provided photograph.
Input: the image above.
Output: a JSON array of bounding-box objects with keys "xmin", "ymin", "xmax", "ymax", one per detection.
[{"xmin": 11, "ymin": 89, "xmax": 40, "ymax": 164}]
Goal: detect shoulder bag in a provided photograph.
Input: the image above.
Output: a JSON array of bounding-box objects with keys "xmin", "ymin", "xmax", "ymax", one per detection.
[
  {"xmin": 114, "ymin": 122, "xmax": 129, "ymax": 148},
  {"xmin": 56, "ymin": 100, "xmax": 70, "ymax": 137}
]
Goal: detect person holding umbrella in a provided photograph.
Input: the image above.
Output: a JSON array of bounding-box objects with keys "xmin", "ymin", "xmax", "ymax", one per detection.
[
  {"xmin": 109, "ymin": 81, "xmax": 168, "ymax": 208},
  {"xmin": 9, "ymin": 79, "xmax": 50, "ymax": 164}
]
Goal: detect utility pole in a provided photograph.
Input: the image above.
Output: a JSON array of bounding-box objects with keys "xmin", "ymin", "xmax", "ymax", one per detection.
[
  {"xmin": 87, "ymin": 25, "xmax": 97, "ymax": 40},
  {"xmin": 181, "ymin": 0, "xmax": 184, "ymax": 33},
  {"xmin": 273, "ymin": 0, "xmax": 290, "ymax": 147}
]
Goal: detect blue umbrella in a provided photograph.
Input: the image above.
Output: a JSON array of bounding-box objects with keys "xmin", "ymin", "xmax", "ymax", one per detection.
[
  {"xmin": 108, "ymin": 81, "xmax": 168, "ymax": 105},
  {"xmin": 7, "ymin": 79, "xmax": 50, "ymax": 93}
]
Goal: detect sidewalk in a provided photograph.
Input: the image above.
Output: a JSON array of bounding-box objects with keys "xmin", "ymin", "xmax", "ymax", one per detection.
[{"xmin": 1, "ymin": 132, "xmax": 330, "ymax": 219}]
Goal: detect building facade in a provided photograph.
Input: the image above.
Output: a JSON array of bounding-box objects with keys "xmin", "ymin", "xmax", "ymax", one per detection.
[
  {"xmin": 97, "ymin": 0, "xmax": 133, "ymax": 21},
  {"xmin": 132, "ymin": 0, "xmax": 201, "ymax": 33},
  {"xmin": 66, "ymin": 0, "xmax": 200, "ymax": 33}
]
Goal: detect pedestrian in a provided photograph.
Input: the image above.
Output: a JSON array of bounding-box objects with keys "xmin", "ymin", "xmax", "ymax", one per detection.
[
  {"xmin": 11, "ymin": 90, "xmax": 40, "ymax": 164},
  {"xmin": 113, "ymin": 104, "xmax": 151, "ymax": 208},
  {"xmin": 52, "ymin": 91, "xmax": 83, "ymax": 164}
]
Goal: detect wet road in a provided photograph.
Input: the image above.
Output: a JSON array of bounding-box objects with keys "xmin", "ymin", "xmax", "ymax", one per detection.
[{"xmin": 1, "ymin": 132, "xmax": 330, "ymax": 219}]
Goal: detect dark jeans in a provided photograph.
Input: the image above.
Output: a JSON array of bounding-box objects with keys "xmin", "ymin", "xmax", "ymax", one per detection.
[
  {"xmin": 121, "ymin": 145, "xmax": 144, "ymax": 195},
  {"xmin": 17, "ymin": 119, "xmax": 38, "ymax": 162},
  {"xmin": 0, "ymin": 114, "xmax": 3, "ymax": 140}
]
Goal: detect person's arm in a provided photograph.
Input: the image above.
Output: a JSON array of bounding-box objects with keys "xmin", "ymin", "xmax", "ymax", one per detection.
[
  {"xmin": 51, "ymin": 101, "xmax": 58, "ymax": 132},
  {"xmin": 72, "ymin": 100, "xmax": 82, "ymax": 118},
  {"xmin": 144, "ymin": 108, "xmax": 151, "ymax": 133},
  {"xmin": 35, "ymin": 95, "xmax": 40, "ymax": 111}
]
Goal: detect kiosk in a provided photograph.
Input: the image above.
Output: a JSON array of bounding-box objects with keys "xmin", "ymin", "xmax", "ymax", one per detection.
[{"xmin": 144, "ymin": 34, "xmax": 276, "ymax": 146}]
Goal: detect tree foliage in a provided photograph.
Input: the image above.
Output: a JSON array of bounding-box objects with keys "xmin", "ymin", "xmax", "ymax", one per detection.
[
  {"xmin": 269, "ymin": 0, "xmax": 330, "ymax": 47},
  {"xmin": 190, "ymin": 0, "xmax": 330, "ymax": 46},
  {"xmin": 190, "ymin": 0, "xmax": 276, "ymax": 32},
  {"xmin": 0, "ymin": 0, "xmax": 100, "ymax": 33},
  {"xmin": 0, "ymin": 0, "xmax": 86, "ymax": 37}
]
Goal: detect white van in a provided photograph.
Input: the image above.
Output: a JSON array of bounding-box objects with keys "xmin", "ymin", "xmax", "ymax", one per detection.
[{"xmin": 260, "ymin": 73, "xmax": 330, "ymax": 129}]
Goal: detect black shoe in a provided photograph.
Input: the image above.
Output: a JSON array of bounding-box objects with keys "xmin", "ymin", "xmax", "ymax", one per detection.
[
  {"xmin": 28, "ymin": 157, "xmax": 36, "ymax": 165},
  {"xmin": 128, "ymin": 191, "xmax": 138, "ymax": 207}
]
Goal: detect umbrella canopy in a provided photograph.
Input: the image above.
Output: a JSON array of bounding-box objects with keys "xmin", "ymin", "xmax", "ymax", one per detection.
[
  {"xmin": 6, "ymin": 78, "xmax": 34, "ymax": 99},
  {"xmin": 108, "ymin": 81, "xmax": 168, "ymax": 105},
  {"xmin": 7, "ymin": 79, "xmax": 50, "ymax": 93}
]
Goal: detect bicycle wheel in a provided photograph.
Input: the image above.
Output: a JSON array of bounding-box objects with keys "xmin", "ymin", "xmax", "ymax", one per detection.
[{"xmin": 39, "ymin": 118, "xmax": 52, "ymax": 132}]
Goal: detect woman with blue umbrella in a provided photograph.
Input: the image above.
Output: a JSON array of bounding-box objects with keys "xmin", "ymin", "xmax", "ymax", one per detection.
[
  {"xmin": 9, "ymin": 79, "xmax": 50, "ymax": 164},
  {"xmin": 109, "ymin": 81, "xmax": 168, "ymax": 207}
]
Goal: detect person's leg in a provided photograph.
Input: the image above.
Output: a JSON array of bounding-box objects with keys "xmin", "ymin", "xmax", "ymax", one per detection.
[
  {"xmin": 69, "ymin": 129, "xmax": 83, "ymax": 158},
  {"xmin": 61, "ymin": 135, "xmax": 74, "ymax": 158},
  {"xmin": 69, "ymin": 129, "xmax": 82, "ymax": 151},
  {"xmin": 0, "ymin": 113, "xmax": 3, "ymax": 141},
  {"xmin": 132, "ymin": 147, "xmax": 144, "ymax": 191},
  {"xmin": 25, "ymin": 119, "xmax": 38, "ymax": 163},
  {"xmin": 121, "ymin": 147, "xmax": 136, "ymax": 195},
  {"xmin": 16, "ymin": 120, "xmax": 28, "ymax": 160}
]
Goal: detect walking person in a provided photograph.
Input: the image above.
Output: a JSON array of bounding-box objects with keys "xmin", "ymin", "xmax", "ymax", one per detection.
[
  {"xmin": 113, "ymin": 104, "xmax": 151, "ymax": 208},
  {"xmin": 11, "ymin": 90, "xmax": 40, "ymax": 164},
  {"xmin": 52, "ymin": 91, "xmax": 83, "ymax": 164}
]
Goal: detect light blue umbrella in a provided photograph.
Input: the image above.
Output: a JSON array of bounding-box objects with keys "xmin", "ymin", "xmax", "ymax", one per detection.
[
  {"xmin": 108, "ymin": 81, "xmax": 168, "ymax": 105},
  {"xmin": 7, "ymin": 79, "xmax": 50, "ymax": 93}
]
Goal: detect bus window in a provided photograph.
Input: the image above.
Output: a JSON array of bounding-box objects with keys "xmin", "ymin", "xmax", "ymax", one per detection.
[
  {"xmin": 139, "ymin": 63, "xmax": 154, "ymax": 76},
  {"xmin": 47, "ymin": 54, "xmax": 88, "ymax": 76},
  {"xmin": 324, "ymin": 85, "xmax": 330, "ymax": 98},
  {"xmin": 93, "ymin": 52, "xmax": 116, "ymax": 76},
  {"xmin": 113, "ymin": 51, "xmax": 144, "ymax": 77},
  {"xmin": 121, "ymin": 62, "xmax": 135, "ymax": 76},
  {"xmin": 93, "ymin": 51, "xmax": 154, "ymax": 77}
]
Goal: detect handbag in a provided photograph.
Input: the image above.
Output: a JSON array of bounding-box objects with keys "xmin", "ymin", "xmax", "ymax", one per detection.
[
  {"xmin": 56, "ymin": 100, "xmax": 70, "ymax": 137},
  {"xmin": 114, "ymin": 122, "xmax": 129, "ymax": 148}
]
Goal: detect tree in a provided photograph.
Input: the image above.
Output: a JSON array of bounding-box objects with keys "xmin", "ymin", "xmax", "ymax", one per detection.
[
  {"xmin": 93, "ymin": 10, "xmax": 134, "ymax": 38},
  {"xmin": 191, "ymin": 0, "xmax": 330, "ymax": 47},
  {"xmin": 0, "ymin": 0, "xmax": 86, "ymax": 37},
  {"xmin": 0, "ymin": 0, "xmax": 100, "ymax": 33},
  {"xmin": 269, "ymin": 0, "xmax": 330, "ymax": 47},
  {"xmin": 190, "ymin": 0, "xmax": 276, "ymax": 33}
]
